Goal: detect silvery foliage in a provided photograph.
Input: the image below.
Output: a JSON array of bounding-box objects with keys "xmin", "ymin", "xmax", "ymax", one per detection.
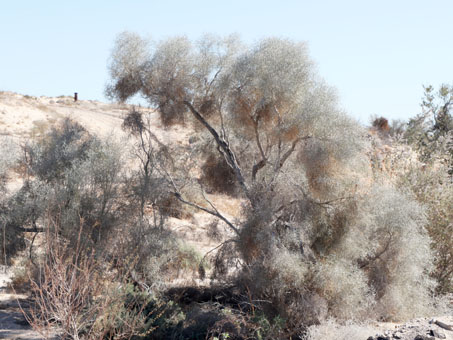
[
  {"xmin": 107, "ymin": 34, "xmax": 364, "ymax": 182},
  {"xmin": 107, "ymin": 34, "xmax": 435, "ymax": 322},
  {"xmin": 0, "ymin": 136, "xmax": 19, "ymax": 192},
  {"xmin": 0, "ymin": 137, "xmax": 22, "ymax": 262}
]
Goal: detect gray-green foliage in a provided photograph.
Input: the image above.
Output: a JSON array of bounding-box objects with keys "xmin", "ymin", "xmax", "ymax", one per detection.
[
  {"xmin": 25, "ymin": 118, "xmax": 93, "ymax": 182},
  {"xmin": 405, "ymin": 84, "xmax": 453, "ymax": 167},
  {"xmin": 17, "ymin": 119, "xmax": 124, "ymax": 249},
  {"xmin": 107, "ymin": 33, "xmax": 435, "ymax": 325},
  {"xmin": 392, "ymin": 84, "xmax": 453, "ymax": 293},
  {"xmin": 0, "ymin": 137, "xmax": 23, "ymax": 264},
  {"xmin": 0, "ymin": 137, "xmax": 18, "ymax": 190},
  {"xmin": 2, "ymin": 119, "xmax": 176, "ymax": 290}
]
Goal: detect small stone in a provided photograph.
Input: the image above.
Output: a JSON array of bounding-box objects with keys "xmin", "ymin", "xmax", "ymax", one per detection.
[
  {"xmin": 376, "ymin": 336, "xmax": 390, "ymax": 340},
  {"xmin": 414, "ymin": 335, "xmax": 435, "ymax": 340},
  {"xmin": 393, "ymin": 331, "xmax": 403, "ymax": 339}
]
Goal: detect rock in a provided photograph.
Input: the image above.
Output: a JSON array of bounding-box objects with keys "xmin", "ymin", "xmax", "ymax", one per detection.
[
  {"xmin": 429, "ymin": 329, "xmax": 446, "ymax": 339},
  {"xmin": 393, "ymin": 331, "xmax": 403, "ymax": 339},
  {"xmin": 414, "ymin": 335, "xmax": 435, "ymax": 340}
]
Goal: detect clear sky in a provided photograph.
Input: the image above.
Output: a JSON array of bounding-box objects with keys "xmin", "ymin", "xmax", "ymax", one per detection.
[{"xmin": 1, "ymin": 0, "xmax": 452, "ymax": 123}]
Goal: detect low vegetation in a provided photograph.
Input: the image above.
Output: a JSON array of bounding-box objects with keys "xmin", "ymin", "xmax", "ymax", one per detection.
[{"xmin": 0, "ymin": 34, "xmax": 451, "ymax": 339}]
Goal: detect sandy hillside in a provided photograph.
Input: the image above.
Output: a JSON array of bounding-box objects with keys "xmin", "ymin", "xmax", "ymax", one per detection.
[
  {"xmin": 0, "ymin": 91, "xmax": 191, "ymax": 145},
  {"xmin": 0, "ymin": 91, "xmax": 240, "ymax": 279}
]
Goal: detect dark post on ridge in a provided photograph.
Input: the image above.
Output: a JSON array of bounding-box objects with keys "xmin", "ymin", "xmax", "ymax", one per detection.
[{"xmin": 74, "ymin": 92, "xmax": 78, "ymax": 102}]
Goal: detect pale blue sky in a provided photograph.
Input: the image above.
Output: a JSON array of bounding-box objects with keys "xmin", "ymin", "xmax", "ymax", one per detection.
[{"xmin": 1, "ymin": 1, "xmax": 452, "ymax": 123}]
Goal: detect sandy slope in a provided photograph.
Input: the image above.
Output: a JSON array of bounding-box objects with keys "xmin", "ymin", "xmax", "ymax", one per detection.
[
  {"xmin": 0, "ymin": 90, "xmax": 237, "ymax": 280},
  {"xmin": 0, "ymin": 91, "xmax": 190, "ymax": 144}
]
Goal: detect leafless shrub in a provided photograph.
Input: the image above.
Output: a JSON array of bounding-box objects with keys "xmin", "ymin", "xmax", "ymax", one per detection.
[{"xmin": 25, "ymin": 222, "xmax": 154, "ymax": 340}]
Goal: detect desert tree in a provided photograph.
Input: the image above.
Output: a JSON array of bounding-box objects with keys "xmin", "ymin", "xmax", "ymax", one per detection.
[
  {"xmin": 405, "ymin": 84, "xmax": 453, "ymax": 168},
  {"xmin": 107, "ymin": 33, "xmax": 436, "ymax": 325},
  {"xmin": 107, "ymin": 33, "xmax": 363, "ymax": 205}
]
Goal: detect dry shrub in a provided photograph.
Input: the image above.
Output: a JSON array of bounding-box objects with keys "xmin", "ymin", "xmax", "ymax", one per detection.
[
  {"xmin": 157, "ymin": 193, "xmax": 193, "ymax": 219},
  {"xmin": 207, "ymin": 219, "xmax": 224, "ymax": 242},
  {"xmin": 313, "ymin": 258, "xmax": 373, "ymax": 320},
  {"xmin": 26, "ymin": 225, "xmax": 155, "ymax": 340},
  {"xmin": 372, "ymin": 117, "xmax": 390, "ymax": 134},
  {"xmin": 200, "ymin": 153, "xmax": 238, "ymax": 196},
  {"xmin": 233, "ymin": 183, "xmax": 435, "ymax": 328},
  {"xmin": 388, "ymin": 141, "xmax": 453, "ymax": 294},
  {"xmin": 166, "ymin": 242, "xmax": 207, "ymax": 280},
  {"xmin": 25, "ymin": 118, "xmax": 94, "ymax": 182},
  {"xmin": 9, "ymin": 256, "xmax": 39, "ymax": 292},
  {"xmin": 206, "ymin": 309, "xmax": 285, "ymax": 340}
]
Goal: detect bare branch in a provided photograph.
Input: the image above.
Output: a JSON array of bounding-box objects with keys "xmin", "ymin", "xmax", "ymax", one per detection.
[
  {"xmin": 164, "ymin": 169, "xmax": 240, "ymax": 236},
  {"xmin": 183, "ymin": 100, "xmax": 251, "ymax": 200}
]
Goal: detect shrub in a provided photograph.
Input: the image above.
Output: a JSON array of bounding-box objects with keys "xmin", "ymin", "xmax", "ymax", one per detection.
[
  {"xmin": 24, "ymin": 118, "xmax": 93, "ymax": 182},
  {"xmin": 388, "ymin": 142, "xmax": 453, "ymax": 294},
  {"xmin": 373, "ymin": 85, "xmax": 453, "ymax": 294},
  {"xmin": 372, "ymin": 116, "xmax": 390, "ymax": 135},
  {"xmin": 26, "ymin": 224, "xmax": 156, "ymax": 340},
  {"xmin": 0, "ymin": 137, "xmax": 24, "ymax": 264},
  {"xmin": 200, "ymin": 152, "xmax": 238, "ymax": 196}
]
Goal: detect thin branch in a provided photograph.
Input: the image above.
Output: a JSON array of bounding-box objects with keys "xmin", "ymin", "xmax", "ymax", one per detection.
[
  {"xmin": 252, "ymin": 159, "xmax": 267, "ymax": 181},
  {"xmin": 251, "ymin": 117, "xmax": 268, "ymax": 181},
  {"xmin": 174, "ymin": 193, "xmax": 240, "ymax": 236},
  {"xmin": 359, "ymin": 232, "xmax": 393, "ymax": 269},
  {"xmin": 200, "ymin": 239, "xmax": 237, "ymax": 266},
  {"xmin": 17, "ymin": 227, "xmax": 45, "ymax": 233},
  {"xmin": 164, "ymin": 169, "xmax": 240, "ymax": 236},
  {"xmin": 278, "ymin": 137, "xmax": 302, "ymax": 170},
  {"xmin": 183, "ymin": 100, "xmax": 251, "ymax": 200}
]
